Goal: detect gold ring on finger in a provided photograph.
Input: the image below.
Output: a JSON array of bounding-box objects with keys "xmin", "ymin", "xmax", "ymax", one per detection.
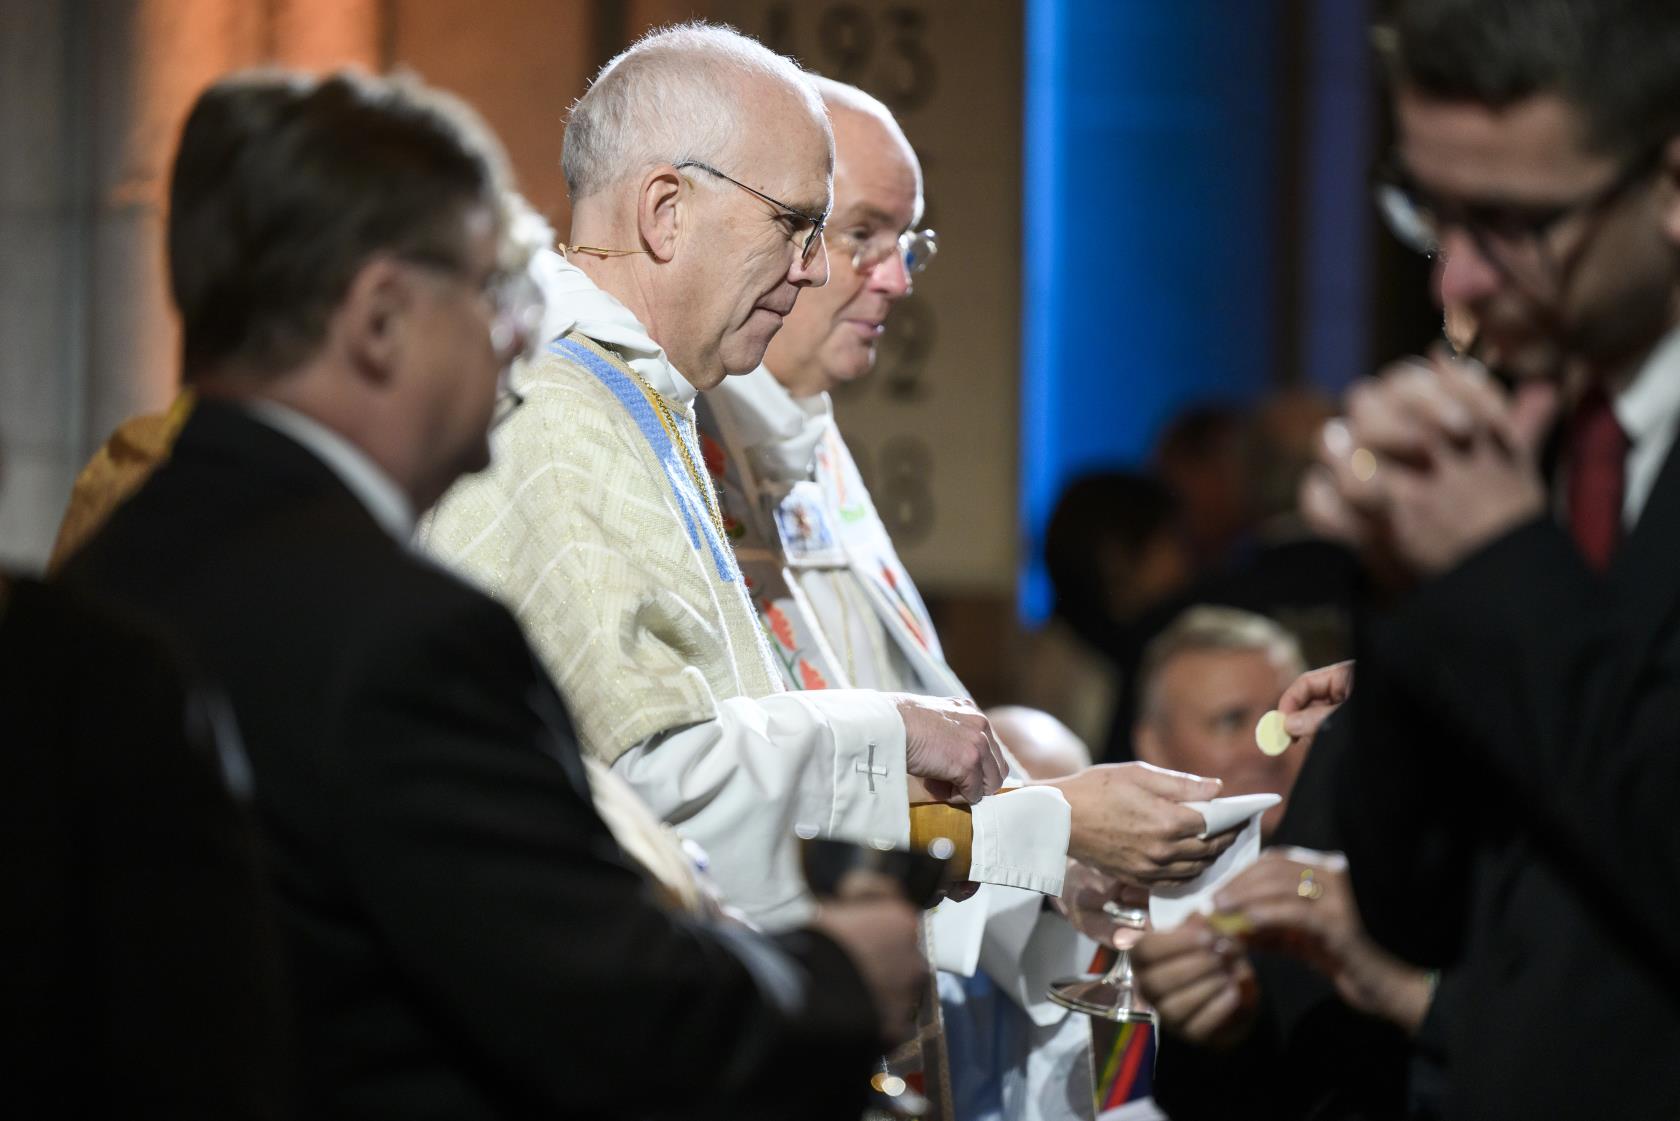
[{"xmin": 1297, "ymin": 868, "xmax": 1324, "ymax": 901}]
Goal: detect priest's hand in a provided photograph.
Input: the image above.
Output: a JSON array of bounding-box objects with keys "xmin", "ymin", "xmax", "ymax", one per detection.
[
  {"xmin": 895, "ymin": 695, "xmax": 1007, "ymax": 804},
  {"xmin": 813, "ymin": 871, "xmax": 929, "ymax": 1045},
  {"xmin": 1133, "ymin": 916, "xmax": 1259, "ymax": 1049},
  {"xmin": 1043, "ymin": 762, "xmax": 1230, "ymax": 886},
  {"xmin": 1053, "ymin": 862, "xmax": 1148, "ymax": 947}
]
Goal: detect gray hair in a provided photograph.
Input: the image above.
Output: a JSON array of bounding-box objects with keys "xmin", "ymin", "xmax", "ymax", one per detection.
[
  {"xmin": 1138, "ymin": 605, "xmax": 1305, "ymax": 719},
  {"xmin": 562, "ymin": 21, "xmax": 827, "ymax": 201}
]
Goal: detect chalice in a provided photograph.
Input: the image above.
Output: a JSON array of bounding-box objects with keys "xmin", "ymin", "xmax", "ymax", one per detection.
[{"xmin": 1047, "ymin": 902, "xmax": 1155, "ymax": 1023}]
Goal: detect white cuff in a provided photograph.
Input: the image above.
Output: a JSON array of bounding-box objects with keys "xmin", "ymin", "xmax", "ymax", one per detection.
[
  {"xmin": 968, "ymin": 786, "xmax": 1070, "ymax": 895},
  {"xmin": 766, "ymin": 688, "xmax": 912, "ymax": 849}
]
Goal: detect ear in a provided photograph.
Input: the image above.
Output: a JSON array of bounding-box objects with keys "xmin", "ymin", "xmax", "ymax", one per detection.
[
  {"xmin": 636, "ymin": 166, "xmax": 685, "ymax": 263},
  {"xmin": 337, "ymin": 256, "xmax": 413, "ymax": 386}
]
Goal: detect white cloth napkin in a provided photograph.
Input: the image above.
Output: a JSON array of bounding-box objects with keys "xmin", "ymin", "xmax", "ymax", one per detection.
[{"xmin": 1149, "ymin": 793, "xmax": 1281, "ymax": 931}]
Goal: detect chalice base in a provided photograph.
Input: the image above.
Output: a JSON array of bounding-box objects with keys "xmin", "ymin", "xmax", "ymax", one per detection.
[{"xmin": 1047, "ymin": 973, "xmax": 1158, "ymax": 1023}]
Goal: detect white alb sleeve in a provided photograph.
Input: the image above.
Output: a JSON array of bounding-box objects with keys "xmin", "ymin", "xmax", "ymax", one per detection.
[{"xmin": 612, "ymin": 688, "xmax": 909, "ymax": 931}]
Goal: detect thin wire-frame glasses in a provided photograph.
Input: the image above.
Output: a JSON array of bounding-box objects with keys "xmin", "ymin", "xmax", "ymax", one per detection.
[
  {"xmin": 675, "ymin": 159, "xmax": 829, "ymax": 266},
  {"xmin": 840, "ymin": 227, "xmax": 939, "ymax": 275}
]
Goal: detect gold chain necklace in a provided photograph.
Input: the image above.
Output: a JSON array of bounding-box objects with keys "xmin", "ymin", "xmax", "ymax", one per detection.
[{"xmin": 580, "ymin": 339, "xmax": 729, "ymax": 546}]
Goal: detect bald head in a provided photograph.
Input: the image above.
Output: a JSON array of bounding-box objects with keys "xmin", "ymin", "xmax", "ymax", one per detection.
[
  {"xmin": 560, "ymin": 24, "xmax": 834, "ymax": 391},
  {"xmin": 809, "ymin": 77, "xmax": 911, "ymax": 145},
  {"xmin": 987, "ymin": 706, "xmax": 1091, "ymax": 781},
  {"xmin": 763, "ymin": 75, "xmax": 924, "ymax": 397},
  {"xmin": 563, "ymin": 22, "xmax": 830, "ymax": 202}
]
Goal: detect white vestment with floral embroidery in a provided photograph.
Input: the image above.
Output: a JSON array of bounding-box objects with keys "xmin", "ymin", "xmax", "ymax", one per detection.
[{"xmin": 700, "ymin": 367, "xmax": 1097, "ymax": 1121}]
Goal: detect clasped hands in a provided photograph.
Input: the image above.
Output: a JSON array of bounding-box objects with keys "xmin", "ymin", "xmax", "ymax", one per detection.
[{"xmin": 1302, "ymin": 348, "xmax": 1553, "ymax": 582}]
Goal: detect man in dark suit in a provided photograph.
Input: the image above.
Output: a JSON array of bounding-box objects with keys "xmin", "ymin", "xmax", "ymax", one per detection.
[
  {"xmin": 0, "ymin": 572, "xmax": 290, "ymax": 1120},
  {"xmin": 1130, "ymin": 638, "xmax": 1425, "ymax": 1121},
  {"xmin": 1302, "ymin": 0, "xmax": 1680, "ymax": 1116},
  {"xmin": 61, "ymin": 68, "xmax": 925, "ymax": 1121}
]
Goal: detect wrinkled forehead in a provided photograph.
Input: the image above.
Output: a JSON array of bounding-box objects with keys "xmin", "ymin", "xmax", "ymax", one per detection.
[
  {"xmin": 732, "ymin": 75, "xmax": 834, "ymax": 211},
  {"xmin": 830, "ymin": 106, "xmax": 922, "ymax": 225}
]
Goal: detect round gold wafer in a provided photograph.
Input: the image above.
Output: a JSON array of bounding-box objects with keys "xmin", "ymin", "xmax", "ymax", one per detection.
[{"xmin": 1255, "ymin": 709, "xmax": 1292, "ymax": 757}]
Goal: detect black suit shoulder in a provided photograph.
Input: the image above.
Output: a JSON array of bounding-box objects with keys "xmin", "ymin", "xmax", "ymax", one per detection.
[
  {"xmin": 0, "ymin": 576, "xmax": 289, "ymax": 1120},
  {"xmin": 61, "ymin": 402, "xmax": 878, "ymax": 1121},
  {"xmin": 1336, "ymin": 461, "xmax": 1680, "ymax": 1119}
]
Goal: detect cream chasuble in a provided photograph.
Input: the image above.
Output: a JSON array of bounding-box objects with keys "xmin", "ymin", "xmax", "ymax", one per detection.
[
  {"xmin": 701, "ymin": 367, "xmax": 1097, "ymax": 1121},
  {"xmin": 422, "ymin": 252, "xmax": 910, "ymax": 929}
]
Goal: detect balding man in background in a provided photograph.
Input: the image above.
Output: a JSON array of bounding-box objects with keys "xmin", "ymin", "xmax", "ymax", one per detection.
[
  {"xmin": 1132, "ymin": 607, "xmax": 1307, "ymax": 840},
  {"xmin": 1130, "ymin": 610, "xmax": 1432, "ymax": 1120}
]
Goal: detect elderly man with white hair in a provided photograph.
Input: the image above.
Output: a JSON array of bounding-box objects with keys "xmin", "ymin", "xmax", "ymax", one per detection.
[{"xmin": 422, "ymin": 22, "xmax": 1050, "ymax": 940}]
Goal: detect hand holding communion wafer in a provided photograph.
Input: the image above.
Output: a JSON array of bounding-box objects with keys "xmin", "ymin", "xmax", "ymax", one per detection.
[{"xmin": 1255, "ymin": 660, "xmax": 1356, "ymax": 759}]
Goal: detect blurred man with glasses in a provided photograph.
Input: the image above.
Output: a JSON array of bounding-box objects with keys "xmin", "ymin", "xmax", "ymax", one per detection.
[{"xmin": 1297, "ymin": 0, "xmax": 1680, "ymax": 1116}]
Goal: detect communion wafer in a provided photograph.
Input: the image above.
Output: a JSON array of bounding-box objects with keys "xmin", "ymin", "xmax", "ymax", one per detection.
[
  {"xmin": 1255, "ymin": 710, "xmax": 1292, "ymax": 757},
  {"xmin": 1206, "ymin": 911, "xmax": 1256, "ymax": 938}
]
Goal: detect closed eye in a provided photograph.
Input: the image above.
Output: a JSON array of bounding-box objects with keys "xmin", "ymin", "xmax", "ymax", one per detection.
[{"xmin": 778, "ymin": 213, "xmax": 810, "ymax": 234}]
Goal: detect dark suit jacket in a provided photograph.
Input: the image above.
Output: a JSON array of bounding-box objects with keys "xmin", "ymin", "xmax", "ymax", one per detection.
[
  {"xmin": 1333, "ymin": 436, "xmax": 1680, "ymax": 1118},
  {"xmin": 1152, "ymin": 715, "xmax": 1413, "ymax": 1121},
  {"xmin": 61, "ymin": 400, "xmax": 879, "ymax": 1121},
  {"xmin": 0, "ymin": 575, "xmax": 290, "ymax": 1119}
]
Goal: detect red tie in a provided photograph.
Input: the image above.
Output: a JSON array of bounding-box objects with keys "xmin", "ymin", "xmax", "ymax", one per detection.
[{"xmin": 1566, "ymin": 386, "xmax": 1629, "ymax": 571}]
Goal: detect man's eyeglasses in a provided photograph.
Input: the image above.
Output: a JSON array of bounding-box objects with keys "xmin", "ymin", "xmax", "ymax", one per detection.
[
  {"xmin": 675, "ymin": 159, "xmax": 829, "ymax": 267},
  {"xmin": 1372, "ymin": 149, "xmax": 1659, "ymax": 275},
  {"xmin": 832, "ymin": 227, "xmax": 939, "ymax": 276},
  {"xmin": 402, "ymin": 251, "xmax": 548, "ymax": 365}
]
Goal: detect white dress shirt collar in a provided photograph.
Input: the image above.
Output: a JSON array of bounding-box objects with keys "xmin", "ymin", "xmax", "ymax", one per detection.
[
  {"xmin": 1612, "ymin": 324, "xmax": 1680, "ymax": 527},
  {"xmin": 712, "ymin": 364, "xmax": 833, "ymax": 484},
  {"xmin": 530, "ymin": 248, "xmax": 699, "ymax": 410},
  {"xmin": 243, "ymin": 399, "xmax": 416, "ymax": 541}
]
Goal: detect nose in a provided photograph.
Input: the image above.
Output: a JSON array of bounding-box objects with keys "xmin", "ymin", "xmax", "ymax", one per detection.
[
  {"xmin": 868, "ymin": 247, "xmax": 913, "ymax": 300},
  {"xmin": 1435, "ymin": 227, "xmax": 1503, "ymax": 309},
  {"xmin": 790, "ymin": 236, "xmax": 829, "ymax": 288}
]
